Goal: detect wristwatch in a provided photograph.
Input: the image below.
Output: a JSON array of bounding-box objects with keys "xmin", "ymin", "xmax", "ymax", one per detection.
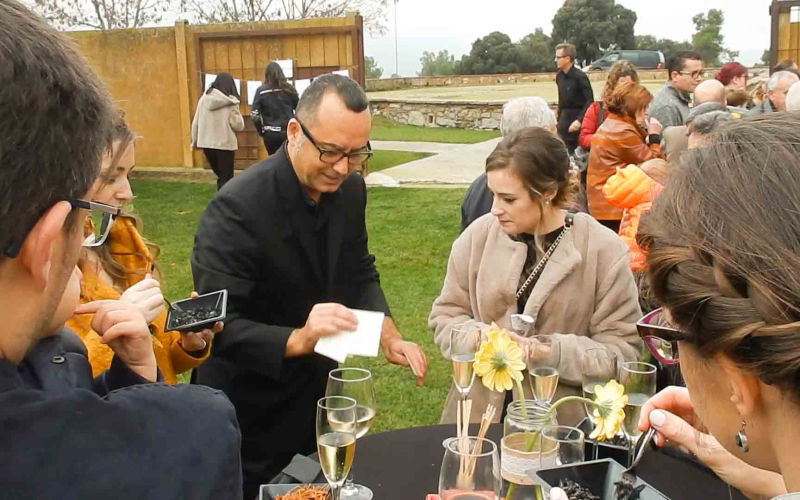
[{"xmin": 646, "ymin": 133, "xmax": 661, "ymax": 145}]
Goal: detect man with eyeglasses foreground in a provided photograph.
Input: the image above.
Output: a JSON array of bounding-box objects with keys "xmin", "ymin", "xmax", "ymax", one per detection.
[
  {"xmin": 191, "ymin": 73, "xmax": 429, "ymax": 497},
  {"xmin": 0, "ymin": 2, "xmax": 242, "ymax": 498},
  {"xmin": 650, "ymin": 51, "xmax": 704, "ymax": 128}
]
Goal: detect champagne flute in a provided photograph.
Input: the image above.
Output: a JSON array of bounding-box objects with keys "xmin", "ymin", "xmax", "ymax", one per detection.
[
  {"xmin": 540, "ymin": 425, "xmax": 585, "ymax": 469},
  {"xmin": 326, "ymin": 368, "xmax": 376, "ymax": 500},
  {"xmin": 526, "ymin": 336, "xmax": 561, "ymax": 404},
  {"xmin": 450, "ymin": 323, "xmax": 481, "ymax": 400},
  {"xmin": 316, "ymin": 396, "xmax": 357, "ymax": 500},
  {"xmin": 620, "ymin": 361, "xmax": 657, "ymax": 467}
]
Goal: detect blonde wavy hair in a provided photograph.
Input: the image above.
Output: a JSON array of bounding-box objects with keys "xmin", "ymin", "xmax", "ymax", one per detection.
[
  {"xmin": 82, "ymin": 113, "xmax": 161, "ymax": 291},
  {"xmin": 601, "ymin": 60, "xmax": 639, "ymax": 101}
]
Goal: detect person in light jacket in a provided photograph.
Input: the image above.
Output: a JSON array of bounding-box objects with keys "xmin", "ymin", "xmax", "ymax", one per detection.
[
  {"xmin": 430, "ymin": 127, "xmax": 642, "ymax": 426},
  {"xmin": 191, "ymin": 72, "xmax": 245, "ymax": 190}
]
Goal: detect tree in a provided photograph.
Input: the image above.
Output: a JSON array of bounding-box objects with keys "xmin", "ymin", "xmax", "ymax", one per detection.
[
  {"xmin": 418, "ymin": 50, "xmax": 457, "ymax": 76},
  {"xmin": 187, "ymin": 0, "xmax": 389, "ymax": 34},
  {"xmin": 635, "ymin": 34, "xmax": 694, "ymax": 62},
  {"xmin": 761, "ymin": 49, "xmax": 771, "ymax": 66},
  {"xmin": 517, "ymin": 28, "xmax": 556, "ymax": 73},
  {"xmin": 551, "ymin": 0, "xmax": 637, "ymax": 64},
  {"xmin": 458, "ymin": 31, "xmax": 523, "ymax": 74},
  {"xmin": 691, "ymin": 9, "xmax": 725, "ymax": 66},
  {"xmin": 365, "ymin": 56, "xmax": 383, "ymax": 79},
  {"xmin": 27, "ymin": 0, "xmax": 169, "ymax": 29}
]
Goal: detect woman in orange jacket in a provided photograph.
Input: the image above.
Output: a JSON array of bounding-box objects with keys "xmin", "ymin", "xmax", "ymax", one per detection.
[
  {"xmin": 66, "ymin": 115, "xmax": 219, "ymax": 383},
  {"xmin": 587, "ymin": 82, "xmax": 663, "ymax": 232}
]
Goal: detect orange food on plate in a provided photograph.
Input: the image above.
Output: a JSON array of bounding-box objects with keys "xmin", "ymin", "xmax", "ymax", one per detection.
[{"xmin": 275, "ymin": 484, "xmax": 330, "ymax": 500}]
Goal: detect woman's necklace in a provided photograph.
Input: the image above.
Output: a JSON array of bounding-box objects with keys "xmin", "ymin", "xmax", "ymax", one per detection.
[{"xmin": 514, "ymin": 213, "xmax": 573, "ymax": 300}]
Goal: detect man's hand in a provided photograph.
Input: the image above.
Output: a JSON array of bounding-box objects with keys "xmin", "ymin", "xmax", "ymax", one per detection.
[
  {"xmin": 75, "ymin": 300, "xmax": 157, "ymax": 382},
  {"xmin": 120, "ymin": 274, "xmax": 164, "ymax": 324},
  {"xmin": 379, "ymin": 317, "xmax": 427, "ymax": 385},
  {"xmin": 638, "ymin": 386, "xmax": 787, "ymax": 499},
  {"xmin": 286, "ymin": 303, "xmax": 358, "ymax": 357},
  {"xmin": 568, "ymin": 119, "xmax": 582, "ymax": 133}
]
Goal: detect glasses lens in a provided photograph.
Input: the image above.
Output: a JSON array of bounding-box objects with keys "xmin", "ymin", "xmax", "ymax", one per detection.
[
  {"xmin": 320, "ymin": 150, "xmax": 345, "ymax": 164},
  {"xmin": 83, "ymin": 211, "xmax": 114, "ymax": 247},
  {"xmin": 347, "ymin": 152, "xmax": 372, "ymax": 167}
]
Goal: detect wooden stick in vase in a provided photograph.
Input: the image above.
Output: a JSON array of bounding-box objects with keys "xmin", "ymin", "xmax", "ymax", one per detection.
[{"xmin": 467, "ymin": 404, "xmax": 496, "ymax": 477}]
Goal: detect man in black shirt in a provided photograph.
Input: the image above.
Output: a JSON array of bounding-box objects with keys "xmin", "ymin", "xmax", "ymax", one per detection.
[
  {"xmin": 192, "ymin": 74, "xmax": 428, "ymax": 498},
  {"xmin": 555, "ymin": 43, "xmax": 594, "ymax": 153}
]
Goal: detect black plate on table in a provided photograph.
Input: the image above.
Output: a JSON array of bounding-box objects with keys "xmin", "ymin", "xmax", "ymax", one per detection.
[
  {"xmin": 534, "ymin": 458, "xmax": 670, "ymax": 500},
  {"xmin": 258, "ymin": 484, "xmax": 329, "ymax": 500}
]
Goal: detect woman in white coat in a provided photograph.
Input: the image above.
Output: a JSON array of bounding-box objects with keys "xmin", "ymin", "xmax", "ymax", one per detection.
[{"xmin": 191, "ymin": 72, "xmax": 245, "ymax": 190}]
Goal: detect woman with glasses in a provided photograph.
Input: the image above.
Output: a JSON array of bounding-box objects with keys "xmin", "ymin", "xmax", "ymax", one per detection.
[
  {"xmin": 430, "ymin": 127, "xmax": 642, "ymax": 426},
  {"xmin": 66, "ymin": 114, "xmax": 219, "ymax": 384},
  {"xmin": 635, "ymin": 113, "xmax": 800, "ymax": 498}
]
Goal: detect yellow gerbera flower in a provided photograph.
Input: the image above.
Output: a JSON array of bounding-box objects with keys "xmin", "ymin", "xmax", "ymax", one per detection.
[
  {"xmin": 589, "ymin": 379, "xmax": 628, "ymax": 441},
  {"xmin": 473, "ymin": 324, "xmax": 526, "ymax": 392}
]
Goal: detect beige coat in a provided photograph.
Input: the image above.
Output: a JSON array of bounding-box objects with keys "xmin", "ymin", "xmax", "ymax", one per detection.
[
  {"xmin": 191, "ymin": 89, "xmax": 245, "ymax": 151},
  {"xmin": 429, "ymin": 212, "xmax": 642, "ymax": 425}
]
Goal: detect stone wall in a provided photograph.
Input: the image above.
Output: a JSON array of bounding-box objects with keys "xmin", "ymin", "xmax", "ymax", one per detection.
[
  {"xmin": 365, "ymin": 67, "xmax": 741, "ymax": 92},
  {"xmin": 371, "ymin": 99, "xmax": 508, "ymax": 129}
]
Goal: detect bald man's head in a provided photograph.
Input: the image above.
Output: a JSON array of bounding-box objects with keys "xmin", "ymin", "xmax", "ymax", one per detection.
[{"xmin": 694, "ymin": 79, "xmax": 726, "ymax": 106}]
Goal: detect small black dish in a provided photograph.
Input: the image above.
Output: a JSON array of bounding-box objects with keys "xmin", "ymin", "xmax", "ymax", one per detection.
[
  {"xmin": 577, "ymin": 417, "xmax": 630, "ymax": 464},
  {"xmin": 165, "ymin": 289, "xmax": 227, "ymax": 332},
  {"xmin": 534, "ymin": 458, "xmax": 670, "ymax": 500}
]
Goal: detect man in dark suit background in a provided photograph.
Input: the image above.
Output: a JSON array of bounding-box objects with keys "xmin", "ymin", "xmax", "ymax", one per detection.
[
  {"xmin": 555, "ymin": 43, "xmax": 594, "ymax": 154},
  {"xmin": 191, "ymin": 74, "xmax": 429, "ymax": 498}
]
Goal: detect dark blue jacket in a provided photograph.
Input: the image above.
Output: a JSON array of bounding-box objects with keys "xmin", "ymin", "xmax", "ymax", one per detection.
[{"xmin": 0, "ymin": 328, "xmax": 243, "ymax": 499}]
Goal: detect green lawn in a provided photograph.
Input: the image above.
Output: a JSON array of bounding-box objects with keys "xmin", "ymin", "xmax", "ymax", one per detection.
[
  {"xmin": 370, "ymin": 115, "xmax": 501, "ymax": 144},
  {"xmin": 369, "ymin": 149, "xmax": 431, "ymax": 173},
  {"xmin": 130, "ymin": 180, "xmax": 464, "ymax": 432}
]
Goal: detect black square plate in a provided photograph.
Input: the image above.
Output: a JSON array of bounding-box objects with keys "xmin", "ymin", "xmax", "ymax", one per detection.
[{"xmin": 534, "ymin": 458, "xmax": 670, "ymax": 500}]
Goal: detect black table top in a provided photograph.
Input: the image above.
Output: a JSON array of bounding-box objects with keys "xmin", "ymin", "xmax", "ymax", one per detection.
[{"xmin": 352, "ymin": 424, "xmax": 746, "ymax": 500}]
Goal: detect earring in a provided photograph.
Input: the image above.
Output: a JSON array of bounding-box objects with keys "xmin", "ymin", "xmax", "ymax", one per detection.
[{"xmin": 735, "ymin": 420, "xmax": 749, "ymax": 452}]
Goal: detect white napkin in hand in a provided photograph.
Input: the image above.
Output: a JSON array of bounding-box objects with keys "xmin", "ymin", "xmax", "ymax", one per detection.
[{"xmin": 314, "ymin": 309, "xmax": 384, "ymax": 363}]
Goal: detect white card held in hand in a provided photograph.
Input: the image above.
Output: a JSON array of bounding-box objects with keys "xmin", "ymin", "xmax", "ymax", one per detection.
[{"xmin": 314, "ymin": 309, "xmax": 384, "ymax": 363}]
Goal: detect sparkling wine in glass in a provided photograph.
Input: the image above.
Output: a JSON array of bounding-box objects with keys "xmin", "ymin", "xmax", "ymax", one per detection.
[
  {"xmin": 326, "ymin": 368, "xmax": 376, "ymax": 499},
  {"xmin": 526, "ymin": 336, "xmax": 561, "ymax": 403},
  {"xmin": 620, "ymin": 361, "xmax": 657, "ymax": 467},
  {"xmin": 316, "ymin": 396, "xmax": 357, "ymax": 500},
  {"xmin": 450, "ymin": 324, "xmax": 481, "ymax": 399}
]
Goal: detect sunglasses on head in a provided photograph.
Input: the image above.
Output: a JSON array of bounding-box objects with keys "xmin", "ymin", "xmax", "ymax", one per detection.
[{"xmin": 636, "ymin": 307, "xmax": 686, "ymax": 366}]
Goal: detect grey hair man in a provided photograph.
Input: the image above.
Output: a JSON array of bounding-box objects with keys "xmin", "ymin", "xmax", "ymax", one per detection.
[
  {"xmin": 784, "ymin": 80, "xmax": 800, "ymax": 112},
  {"xmin": 460, "ymin": 96, "xmax": 558, "ymax": 231},
  {"xmin": 753, "ymin": 70, "xmax": 800, "ymax": 113}
]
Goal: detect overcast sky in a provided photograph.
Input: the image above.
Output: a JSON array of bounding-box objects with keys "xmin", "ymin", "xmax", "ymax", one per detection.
[{"xmin": 365, "ymin": 0, "xmax": 772, "ymax": 77}]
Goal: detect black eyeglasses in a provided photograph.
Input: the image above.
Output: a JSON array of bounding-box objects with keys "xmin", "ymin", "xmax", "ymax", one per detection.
[
  {"xmin": 636, "ymin": 307, "xmax": 685, "ymax": 366},
  {"xmin": 677, "ymin": 70, "xmax": 703, "ymax": 79},
  {"xmin": 295, "ymin": 118, "xmax": 373, "ymax": 167},
  {"xmin": 2, "ymin": 199, "xmax": 121, "ymax": 258}
]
